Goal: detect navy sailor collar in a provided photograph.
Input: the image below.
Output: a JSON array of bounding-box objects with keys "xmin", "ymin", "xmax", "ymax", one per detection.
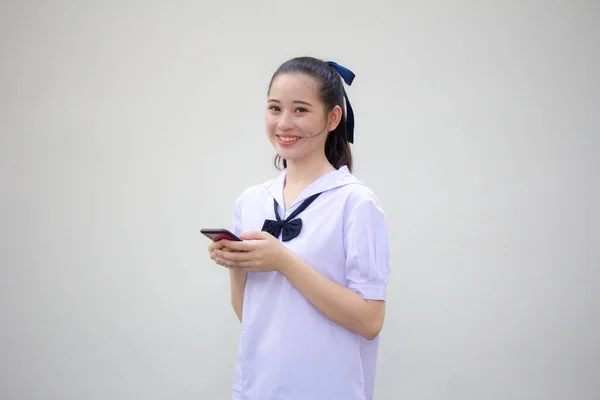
[{"xmin": 264, "ymin": 165, "xmax": 361, "ymax": 212}]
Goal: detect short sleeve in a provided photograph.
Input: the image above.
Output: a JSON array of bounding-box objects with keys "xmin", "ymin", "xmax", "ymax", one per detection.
[
  {"xmin": 343, "ymin": 198, "xmax": 391, "ymax": 301},
  {"xmin": 231, "ymin": 196, "xmax": 243, "ymax": 236}
]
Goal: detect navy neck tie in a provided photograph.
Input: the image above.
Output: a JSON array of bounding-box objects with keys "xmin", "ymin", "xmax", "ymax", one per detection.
[{"xmin": 261, "ymin": 192, "xmax": 322, "ymax": 242}]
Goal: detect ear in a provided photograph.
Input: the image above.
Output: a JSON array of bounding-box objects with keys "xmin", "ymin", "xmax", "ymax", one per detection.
[{"xmin": 327, "ymin": 105, "xmax": 343, "ymax": 132}]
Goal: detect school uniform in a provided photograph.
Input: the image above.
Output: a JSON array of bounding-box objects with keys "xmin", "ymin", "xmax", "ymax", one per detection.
[{"xmin": 230, "ymin": 165, "xmax": 391, "ymax": 400}]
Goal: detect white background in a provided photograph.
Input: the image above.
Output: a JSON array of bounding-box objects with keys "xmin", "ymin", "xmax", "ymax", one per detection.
[{"xmin": 1, "ymin": 1, "xmax": 598, "ymax": 399}]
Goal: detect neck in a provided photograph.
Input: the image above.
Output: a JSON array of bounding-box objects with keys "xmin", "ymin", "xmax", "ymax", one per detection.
[{"xmin": 285, "ymin": 153, "xmax": 335, "ymax": 189}]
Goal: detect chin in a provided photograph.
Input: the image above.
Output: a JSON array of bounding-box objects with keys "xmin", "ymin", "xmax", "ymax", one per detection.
[
  {"xmin": 272, "ymin": 140, "xmax": 300, "ymax": 158},
  {"xmin": 276, "ymin": 149, "xmax": 300, "ymax": 161}
]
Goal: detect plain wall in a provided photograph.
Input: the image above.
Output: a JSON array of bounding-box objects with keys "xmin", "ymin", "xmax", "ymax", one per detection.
[{"xmin": 1, "ymin": 1, "xmax": 598, "ymax": 399}]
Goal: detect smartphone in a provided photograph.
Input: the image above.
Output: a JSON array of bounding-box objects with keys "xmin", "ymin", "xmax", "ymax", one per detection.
[{"xmin": 200, "ymin": 228, "xmax": 243, "ymax": 242}]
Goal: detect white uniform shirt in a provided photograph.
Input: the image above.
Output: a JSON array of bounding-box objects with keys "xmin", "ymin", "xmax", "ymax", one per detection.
[{"xmin": 230, "ymin": 165, "xmax": 391, "ymax": 400}]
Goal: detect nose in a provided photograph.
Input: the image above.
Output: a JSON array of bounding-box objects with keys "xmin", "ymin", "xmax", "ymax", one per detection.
[{"xmin": 277, "ymin": 110, "xmax": 294, "ymax": 131}]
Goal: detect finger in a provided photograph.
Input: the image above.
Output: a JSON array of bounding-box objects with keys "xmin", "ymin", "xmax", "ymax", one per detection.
[
  {"xmin": 239, "ymin": 231, "xmax": 271, "ymax": 241},
  {"xmin": 219, "ymin": 239, "xmax": 254, "ymax": 252},
  {"xmin": 214, "ymin": 256, "xmax": 232, "ymax": 268},
  {"xmin": 210, "ymin": 252, "xmax": 220, "ymax": 263},
  {"xmin": 215, "ymin": 257, "xmax": 248, "ymax": 270},
  {"xmin": 208, "ymin": 240, "xmax": 226, "ymax": 252},
  {"xmin": 215, "ymin": 251, "xmax": 262, "ymax": 270},
  {"xmin": 215, "ymin": 249, "xmax": 251, "ymax": 263},
  {"xmin": 219, "ymin": 263, "xmax": 235, "ymax": 270},
  {"xmin": 218, "ymin": 258, "xmax": 257, "ymax": 270},
  {"xmin": 210, "ymin": 244, "xmax": 232, "ymax": 254},
  {"xmin": 209, "ymin": 246, "xmax": 228, "ymax": 261}
]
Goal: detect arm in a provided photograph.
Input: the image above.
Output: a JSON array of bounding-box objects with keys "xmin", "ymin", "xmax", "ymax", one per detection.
[
  {"xmin": 229, "ymin": 196, "xmax": 246, "ymax": 322},
  {"xmin": 216, "ymin": 232, "xmax": 387, "ymax": 340},
  {"xmin": 208, "ymin": 242, "xmax": 247, "ymax": 322},
  {"xmin": 216, "ymin": 195, "xmax": 391, "ymax": 336},
  {"xmin": 229, "ymin": 268, "xmax": 247, "ymax": 322},
  {"xmin": 208, "ymin": 196, "xmax": 247, "ymax": 322},
  {"xmin": 279, "ymin": 254, "xmax": 385, "ymax": 340}
]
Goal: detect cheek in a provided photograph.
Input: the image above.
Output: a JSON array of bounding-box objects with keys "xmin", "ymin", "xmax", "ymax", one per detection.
[
  {"xmin": 303, "ymin": 115, "xmax": 326, "ymax": 134},
  {"xmin": 265, "ymin": 115, "xmax": 277, "ymax": 133}
]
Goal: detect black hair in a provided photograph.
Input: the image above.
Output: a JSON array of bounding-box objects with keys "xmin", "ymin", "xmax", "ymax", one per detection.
[{"xmin": 267, "ymin": 56, "xmax": 353, "ymax": 172}]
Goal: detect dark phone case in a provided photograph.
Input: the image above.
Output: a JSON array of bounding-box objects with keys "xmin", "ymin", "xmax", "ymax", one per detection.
[{"xmin": 200, "ymin": 228, "xmax": 242, "ymax": 242}]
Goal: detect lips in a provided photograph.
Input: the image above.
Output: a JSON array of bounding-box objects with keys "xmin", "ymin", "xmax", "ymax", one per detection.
[{"xmin": 277, "ymin": 135, "xmax": 300, "ymax": 146}]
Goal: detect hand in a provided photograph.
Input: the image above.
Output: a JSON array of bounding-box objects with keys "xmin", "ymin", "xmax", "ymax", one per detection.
[
  {"xmin": 214, "ymin": 231, "xmax": 291, "ymax": 273},
  {"xmin": 207, "ymin": 239, "xmax": 235, "ymax": 269}
]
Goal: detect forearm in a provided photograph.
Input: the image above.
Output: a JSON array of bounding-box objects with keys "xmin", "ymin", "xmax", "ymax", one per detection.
[
  {"xmin": 279, "ymin": 254, "xmax": 384, "ymax": 340},
  {"xmin": 229, "ymin": 269, "xmax": 247, "ymax": 322}
]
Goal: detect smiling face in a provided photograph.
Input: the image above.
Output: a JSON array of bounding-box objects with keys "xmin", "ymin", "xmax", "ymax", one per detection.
[{"xmin": 266, "ymin": 73, "xmax": 341, "ymax": 165}]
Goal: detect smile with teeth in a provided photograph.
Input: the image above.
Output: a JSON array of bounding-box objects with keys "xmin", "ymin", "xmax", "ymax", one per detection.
[{"xmin": 278, "ymin": 136, "xmax": 300, "ymax": 142}]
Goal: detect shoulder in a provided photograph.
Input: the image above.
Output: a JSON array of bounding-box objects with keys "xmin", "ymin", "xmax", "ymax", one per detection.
[
  {"xmin": 233, "ymin": 175, "xmax": 278, "ymax": 208},
  {"xmin": 335, "ymin": 176, "xmax": 385, "ymax": 217}
]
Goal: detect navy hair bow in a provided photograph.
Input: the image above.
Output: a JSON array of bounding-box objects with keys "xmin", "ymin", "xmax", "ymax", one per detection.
[{"xmin": 326, "ymin": 61, "xmax": 356, "ymax": 143}]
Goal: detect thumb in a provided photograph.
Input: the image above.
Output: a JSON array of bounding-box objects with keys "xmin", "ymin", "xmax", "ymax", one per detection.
[{"xmin": 240, "ymin": 231, "xmax": 271, "ymax": 240}]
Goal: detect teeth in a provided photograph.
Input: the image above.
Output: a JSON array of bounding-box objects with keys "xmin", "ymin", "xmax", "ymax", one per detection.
[{"xmin": 280, "ymin": 136, "xmax": 299, "ymax": 142}]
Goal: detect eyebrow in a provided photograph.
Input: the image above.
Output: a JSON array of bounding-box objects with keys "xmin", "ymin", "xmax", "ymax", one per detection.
[{"xmin": 267, "ymin": 99, "xmax": 314, "ymax": 107}]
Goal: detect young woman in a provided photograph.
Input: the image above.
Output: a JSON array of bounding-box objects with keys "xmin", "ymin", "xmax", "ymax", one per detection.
[{"xmin": 208, "ymin": 56, "xmax": 391, "ymax": 400}]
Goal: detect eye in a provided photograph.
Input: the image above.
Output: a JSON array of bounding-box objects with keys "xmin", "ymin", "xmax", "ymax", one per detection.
[
  {"xmin": 268, "ymin": 105, "xmax": 280, "ymax": 112},
  {"xmin": 295, "ymin": 107, "xmax": 308, "ymax": 113}
]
